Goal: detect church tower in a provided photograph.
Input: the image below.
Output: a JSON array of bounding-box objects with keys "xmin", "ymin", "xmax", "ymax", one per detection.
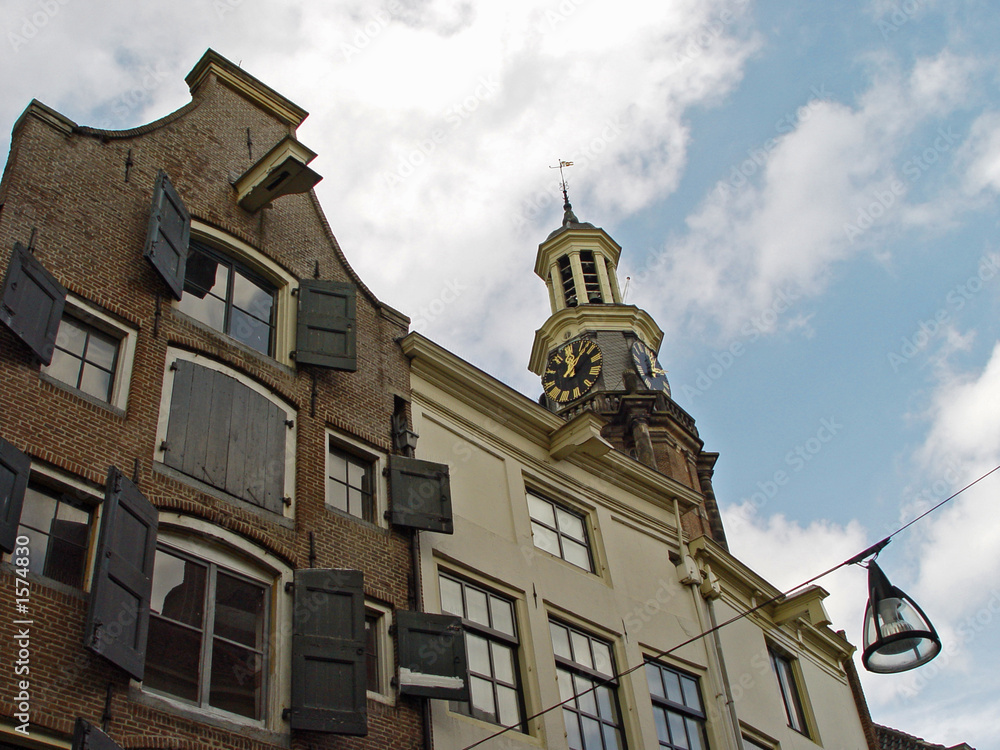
[{"xmin": 528, "ymin": 185, "xmax": 728, "ymax": 547}]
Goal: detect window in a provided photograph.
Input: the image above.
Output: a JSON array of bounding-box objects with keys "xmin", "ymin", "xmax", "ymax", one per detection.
[
  {"xmin": 365, "ymin": 612, "xmax": 381, "ymax": 693},
  {"xmin": 645, "ymin": 660, "xmax": 707, "ymax": 750},
  {"xmin": 580, "ymin": 251, "xmax": 603, "ymax": 303},
  {"xmin": 439, "ymin": 573, "xmax": 524, "ymax": 731},
  {"xmin": 769, "ymin": 648, "xmax": 808, "ymax": 735},
  {"xmin": 741, "ymin": 736, "xmax": 773, "ymax": 750},
  {"xmin": 364, "ymin": 602, "xmax": 393, "ymax": 701},
  {"xmin": 146, "ymin": 544, "xmax": 269, "ymax": 721},
  {"xmin": 527, "ymin": 492, "xmax": 593, "ymax": 572},
  {"xmin": 558, "ymin": 254, "xmax": 577, "ymax": 306},
  {"xmin": 327, "ymin": 441, "xmax": 374, "ymax": 522},
  {"xmin": 7, "ymin": 482, "xmax": 92, "ymax": 588},
  {"xmin": 177, "ymin": 240, "xmax": 276, "ymax": 356},
  {"xmin": 550, "ymin": 620, "xmax": 624, "ymax": 750}
]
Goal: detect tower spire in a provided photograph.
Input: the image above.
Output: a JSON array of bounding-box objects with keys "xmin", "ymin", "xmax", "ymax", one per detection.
[{"xmin": 549, "ymin": 159, "xmax": 579, "ymax": 225}]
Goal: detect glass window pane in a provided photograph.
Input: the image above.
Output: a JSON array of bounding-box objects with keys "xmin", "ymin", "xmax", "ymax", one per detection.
[
  {"xmin": 55, "ymin": 317, "xmax": 87, "ymax": 356},
  {"xmin": 470, "ymin": 675, "xmax": 496, "ymax": 721},
  {"xmin": 45, "ymin": 516, "xmax": 89, "ymax": 587},
  {"xmin": 570, "ymin": 631, "xmax": 593, "ymax": 669},
  {"xmin": 562, "ymin": 539, "xmax": 591, "ymax": 570},
  {"xmin": 557, "ymin": 667, "xmax": 575, "ymax": 702},
  {"xmin": 497, "ymin": 685, "xmax": 520, "ymax": 728},
  {"xmin": 581, "ymin": 716, "xmax": 602, "ymax": 749},
  {"xmin": 79, "ymin": 364, "xmax": 112, "ymax": 400},
  {"xmin": 686, "ymin": 718, "xmax": 705, "ymax": 750},
  {"xmin": 210, "ymin": 640, "xmax": 260, "ymax": 718},
  {"xmin": 489, "ymin": 595, "xmax": 515, "ymax": 636},
  {"xmin": 595, "ymin": 684, "xmax": 614, "ymax": 720},
  {"xmin": 556, "ymin": 507, "xmax": 586, "ymax": 541},
  {"xmin": 603, "ymin": 724, "xmax": 621, "ymax": 750},
  {"xmin": 151, "ymin": 550, "xmax": 206, "ymax": 628},
  {"xmin": 465, "ymin": 587, "xmax": 489, "ymax": 627},
  {"xmin": 531, "ymin": 522, "xmax": 560, "ymax": 556},
  {"xmin": 654, "ymin": 707, "xmax": 670, "ymax": 743},
  {"xmin": 229, "ymin": 308, "xmax": 270, "ymax": 354},
  {"xmin": 347, "ymin": 459, "xmax": 366, "ymax": 489},
  {"xmin": 85, "ymin": 328, "xmax": 118, "ymax": 370},
  {"xmin": 328, "ymin": 449, "xmax": 347, "ymax": 482},
  {"xmin": 184, "ymin": 247, "xmax": 227, "ymax": 297},
  {"xmin": 591, "ymin": 641, "xmax": 612, "ymax": 677},
  {"xmin": 326, "ymin": 477, "xmax": 347, "ymax": 513},
  {"xmin": 646, "ymin": 662, "xmax": 665, "ymax": 698},
  {"xmin": 366, "ymin": 615, "xmax": 380, "ymax": 692},
  {"xmin": 44, "ymin": 349, "xmax": 82, "ymax": 389},
  {"xmin": 177, "ymin": 291, "xmax": 226, "ymax": 332},
  {"xmin": 440, "ymin": 576, "xmax": 464, "ymax": 617},
  {"xmin": 663, "ymin": 668, "xmax": 683, "ymax": 704},
  {"xmin": 232, "ymin": 271, "xmax": 273, "ymax": 322},
  {"xmin": 19, "ymin": 486, "xmax": 57, "ymax": 533},
  {"xmin": 574, "ymin": 673, "xmax": 597, "ymax": 715},
  {"xmin": 491, "ymin": 641, "xmax": 515, "ymax": 683},
  {"xmin": 348, "ymin": 488, "xmax": 363, "ymax": 517},
  {"xmin": 681, "ymin": 675, "xmax": 702, "ymax": 710},
  {"xmin": 526, "ymin": 493, "xmax": 555, "ymax": 526},
  {"xmin": 550, "ymin": 622, "xmax": 571, "ymax": 659},
  {"xmin": 467, "ymin": 633, "xmax": 491, "ymax": 675},
  {"xmin": 214, "ymin": 572, "xmax": 264, "ymax": 648},
  {"xmin": 564, "ymin": 708, "xmax": 583, "ymax": 750},
  {"xmin": 144, "ymin": 616, "xmax": 202, "ymax": 702},
  {"xmin": 669, "ymin": 711, "xmax": 689, "ymax": 749}
]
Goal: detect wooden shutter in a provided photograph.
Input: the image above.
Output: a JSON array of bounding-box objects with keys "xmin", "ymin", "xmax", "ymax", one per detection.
[
  {"xmin": 389, "ymin": 455, "xmax": 453, "ymax": 533},
  {"xmin": 0, "ymin": 437, "xmax": 31, "ymax": 554},
  {"xmin": 164, "ymin": 360, "xmax": 286, "ymax": 512},
  {"xmin": 143, "ymin": 170, "xmax": 190, "ymax": 300},
  {"xmin": 72, "ymin": 718, "xmax": 124, "ymax": 750},
  {"xmin": 290, "ymin": 568, "xmax": 367, "ymax": 735},
  {"xmin": 396, "ymin": 610, "xmax": 469, "ymax": 700},
  {"xmin": 295, "ymin": 280, "xmax": 357, "ymax": 371},
  {"xmin": 0, "ymin": 242, "xmax": 67, "ymax": 364},
  {"xmin": 84, "ymin": 466, "xmax": 158, "ymax": 680}
]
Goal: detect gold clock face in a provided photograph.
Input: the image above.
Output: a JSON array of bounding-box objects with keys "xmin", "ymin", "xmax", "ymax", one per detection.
[
  {"xmin": 631, "ymin": 340, "xmax": 670, "ymax": 396},
  {"xmin": 542, "ymin": 339, "xmax": 603, "ymax": 404}
]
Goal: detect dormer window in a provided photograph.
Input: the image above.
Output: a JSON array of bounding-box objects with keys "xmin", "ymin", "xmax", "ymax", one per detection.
[
  {"xmin": 579, "ymin": 251, "xmax": 603, "ymax": 303},
  {"xmin": 558, "ymin": 255, "xmax": 577, "ymax": 307}
]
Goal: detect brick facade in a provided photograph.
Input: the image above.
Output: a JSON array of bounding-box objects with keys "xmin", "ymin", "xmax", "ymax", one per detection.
[{"xmin": 0, "ymin": 51, "xmax": 424, "ymax": 748}]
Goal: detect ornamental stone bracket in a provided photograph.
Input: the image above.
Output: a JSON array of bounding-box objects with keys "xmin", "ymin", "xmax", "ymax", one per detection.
[{"xmin": 549, "ymin": 410, "xmax": 613, "ymax": 461}]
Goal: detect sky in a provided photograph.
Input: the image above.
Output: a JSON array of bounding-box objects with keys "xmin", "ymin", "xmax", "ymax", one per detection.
[{"xmin": 3, "ymin": 0, "xmax": 1000, "ymax": 746}]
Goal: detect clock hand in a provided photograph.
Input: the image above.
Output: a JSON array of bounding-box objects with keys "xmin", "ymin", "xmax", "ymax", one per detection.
[{"xmin": 563, "ymin": 352, "xmax": 578, "ymax": 378}]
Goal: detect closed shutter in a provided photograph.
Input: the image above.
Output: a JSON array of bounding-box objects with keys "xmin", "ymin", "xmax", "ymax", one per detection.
[
  {"xmin": 142, "ymin": 170, "xmax": 190, "ymax": 300},
  {"xmin": 164, "ymin": 360, "xmax": 286, "ymax": 512},
  {"xmin": 0, "ymin": 242, "xmax": 67, "ymax": 365},
  {"xmin": 295, "ymin": 280, "xmax": 357, "ymax": 371},
  {"xmin": 290, "ymin": 569, "xmax": 367, "ymax": 735},
  {"xmin": 84, "ymin": 466, "xmax": 158, "ymax": 680},
  {"xmin": 72, "ymin": 718, "xmax": 124, "ymax": 750},
  {"xmin": 389, "ymin": 455, "xmax": 453, "ymax": 534},
  {"xmin": 396, "ymin": 610, "xmax": 469, "ymax": 700},
  {"xmin": 0, "ymin": 437, "xmax": 31, "ymax": 554}
]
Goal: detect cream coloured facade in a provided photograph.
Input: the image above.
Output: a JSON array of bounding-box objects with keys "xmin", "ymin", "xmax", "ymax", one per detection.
[{"xmin": 400, "ymin": 203, "xmax": 876, "ymax": 750}]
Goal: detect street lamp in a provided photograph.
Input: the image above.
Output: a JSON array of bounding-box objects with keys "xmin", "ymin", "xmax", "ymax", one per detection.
[{"xmin": 862, "ymin": 561, "xmax": 941, "ymax": 674}]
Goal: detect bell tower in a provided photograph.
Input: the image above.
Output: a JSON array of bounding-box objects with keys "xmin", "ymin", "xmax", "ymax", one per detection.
[{"xmin": 528, "ymin": 174, "xmax": 728, "ymax": 547}]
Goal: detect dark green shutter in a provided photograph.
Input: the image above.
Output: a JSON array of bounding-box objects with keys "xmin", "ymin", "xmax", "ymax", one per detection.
[
  {"xmin": 164, "ymin": 360, "xmax": 286, "ymax": 512},
  {"xmin": 389, "ymin": 455, "xmax": 453, "ymax": 533},
  {"xmin": 84, "ymin": 466, "xmax": 158, "ymax": 680},
  {"xmin": 143, "ymin": 170, "xmax": 190, "ymax": 300},
  {"xmin": 295, "ymin": 280, "xmax": 357, "ymax": 371},
  {"xmin": 0, "ymin": 242, "xmax": 67, "ymax": 365},
  {"xmin": 290, "ymin": 568, "xmax": 367, "ymax": 735},
  {"xmin": 396, "ymin": 610, "xmax": 469, "ymax": 700},
  {"xmin": 0, "ymin": 437, "xmax": 30, "ymax": 554},
  {"xmin": 72, "ymin": 718, "xmax": 124, "ymax": 750}
]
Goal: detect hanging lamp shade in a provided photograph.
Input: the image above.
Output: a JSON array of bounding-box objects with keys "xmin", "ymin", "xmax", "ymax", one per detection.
[{"xmin": 862, "ymin": 561, "xmax": 941, "ymax": 673}]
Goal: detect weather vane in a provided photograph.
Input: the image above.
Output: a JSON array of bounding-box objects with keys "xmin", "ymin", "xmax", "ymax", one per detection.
[{"xmin": 549, "ymin": 159, "xmax": 574, "ymax": 207}]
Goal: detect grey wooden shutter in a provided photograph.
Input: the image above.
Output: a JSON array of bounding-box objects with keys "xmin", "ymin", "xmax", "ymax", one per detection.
[
  {"xmin": 295, "ymin": 280, "xmax": 357, "ymax": 371},
  {"xmin": 84, "ymin": 466, "xmax": 158, "ymax": 680},
  {"xmin": 164, "ymin": 360, "xmax": 286, "ymax": 512},
  {"xmin": 389, "ymin": 455, "xmax": 453, "ymax": 533},
  {"xmin": 396, "ymin": 610, "xmax": 469, "ymax": 700},
  {"xmin": 143, "ymin": 170, "xmax": 190, "ymax": 300},
  {"xmin": 0, "ymin": 242, "xmax": 67, "ymax": 365},
  {"xmin": 0, "ymin": 437, "xmax": 31, "ymax": 554},
  {"xmin": 290, "ymin": 568, "xmax": 367, "ymax": 735},
  {"xmin": 72, "ymin": 718, "xmax": 124, "ymax": 750}
]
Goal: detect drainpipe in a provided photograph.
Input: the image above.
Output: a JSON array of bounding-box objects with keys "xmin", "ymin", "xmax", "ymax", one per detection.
[{"xmin": 706, "ymin": 596, "xmax": 744, "ymax": 750}]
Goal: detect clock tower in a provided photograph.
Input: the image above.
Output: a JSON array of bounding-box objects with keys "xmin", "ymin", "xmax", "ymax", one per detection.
[{"xmin": 528, "ymin": 195, "xmax": 728, "ymax": 547}]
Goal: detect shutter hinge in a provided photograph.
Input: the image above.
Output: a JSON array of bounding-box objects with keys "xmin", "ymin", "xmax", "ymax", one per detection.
[
  {"xmin": 284, "ymin": 581, "xmax": 294, "ymax": 594},
  {"xmin": 159, "ymin": 441, "xmax": 169, "ymax": 453},
  {"xmin": 285, "ymin": 419, "xmax": 294, "ymax": 429},
  {"xmin": 282, "ymin": 707, "xmax": 292, "ymax": 721},
  {"xmin": 289, "ymin": 351, "xmax": 297, "ymax": 360},
  {"xmin": 169, "ymin": 360, "xmax": 178, "ymax": 371},
  {"xmin": 383, "ymin": 510, "xmax": 392, "ymax": 521},
  {"xmin": 382, "ymin": 467, "xmax": 390, "ymax": 478},
  {"xmin": 388, "ymin": 624, "xmax": 397, "ymax": 636},
  {"xmin": 291, "ymin": 287, "xmax": 300, "ymax": 297},
  {"xmin": 283, "ymin": 496, "xmax": 292, "ymax": 507}
]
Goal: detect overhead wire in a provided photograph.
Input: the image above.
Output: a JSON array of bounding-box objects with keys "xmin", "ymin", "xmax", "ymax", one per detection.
[{"xmin": 458, "ymin": 463, "xmax": 1000, "ymax": 749}]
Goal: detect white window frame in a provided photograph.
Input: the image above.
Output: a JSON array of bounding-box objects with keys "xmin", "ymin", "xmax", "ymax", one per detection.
[
  {"xmin": 525, "ymin": 489, "xmax": 596, "ymax": 573},
  {"xmin": 175, "ymin": 222, "xmax": 298, "ymax": 366},
  {"xmin": 140, "ymin": 517, "xmax": 293, "ymax": 732},
  {"xmin": 325, "ymin": 430, "xmax": 386, "ymax": 527},
  {"xmin": 365, "ymin": 599, "xmax": 395, "ymax": 705},
  {"xmin": 154, "ymin": 347, "xmax": 297, "ymax": 518},
  {"xmin": 40, "ymin": 293, "xmax": 138, "ymax": 412}
]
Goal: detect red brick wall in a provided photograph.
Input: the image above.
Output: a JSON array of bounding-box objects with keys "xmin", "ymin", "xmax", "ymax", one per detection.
[{"xmin": 0, "ymin": 63, "xmax": 423, "ymax": 749}]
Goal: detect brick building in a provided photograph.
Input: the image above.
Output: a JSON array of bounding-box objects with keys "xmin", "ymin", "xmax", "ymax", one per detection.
[{"xmin": 0, "ymin": 50, "xmax": 457, "ymax": 749}]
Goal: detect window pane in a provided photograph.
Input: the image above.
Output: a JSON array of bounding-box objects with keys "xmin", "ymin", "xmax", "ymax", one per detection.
[
  {"xmin": 591, "ymin": 640, "xmax": 612, "ymax": 677},
  {"xmin": 686, "ymin": 718, "xmax": 705, "ymax": 750},
  {"xmin": 532, "ymin": 521, "xmax": 560, "ymax": 556},
  {"xmin": 595, "ymin": 684, "xmax": 614, "ymax": 720},
  {"xmin": 491, "ymin": 641, "xmax": 514, "ymax": 683},
  {"xmin": 79, "ymin": 363, "xmax": 112, "ymax": 400},
  {"xmin": 663, "ymin": 668, "xmax": 683, "ymax": 704},
  {"xmin": 151, "ymin": 550, "xmax": 206, "ymax": 628},
  {"xmin": 184, "ymin": 248, "xmax": 227, "ymax": 297},
  {"xmin": 668, "ymin": 711, "xmax": 689, "ymax": 748},
  {"xmin": 440, "ymin": 576, "xmax": 464, "ymax": 617},
  {"xmin": 497, "ymin": 685, "xmax": 520, "ymax": 728},
  {"xmin": 85, "ymin": 328, "xmax": 118, "ymax": 370},
  {"xmin": 45, "ymin": 349, "xmax": 82, "ymax": 389},
  {"xmin": 550, "ymin": 622, "xmax": 571, "ymax": 659},
  {"xmin": 654, "ymin": 707, "xmax": 670, "ymax": 743},
  {"xmin": 214, "ymin": 572, "xmax": 264, "ymax": 648},
  {"xmin": 557, "ymin": 667, "xmax": 575, "ymax": 702},
  {"xmin": 603, "ymin": 724, "xmax": 621, "ymax": 750},
  {"xmin": 467, "ymin": 633, "xmax": 491, "ymax": 676},
  {"xmin": 562, "ymin": 539, "xmax": 591, "ymax": 571},
  {"xmin": 489, "ymin": 595, "xmax": 515, "ymax": 636},
  {"xmin": 646, "ymin": 662, "xmax": 665, "ymax": 698},
  {"xmin": 19, "ymin": 486, "xmax": 57, "ymax": 533},
  {"xmin": 574, "ymin": 673, "xmax": 597, "ymax": 716},
  {"xmin": 347, "ymin": 458, "xmax": 366, "ymax": 489},
  {"xmin": 145, "ymin": 616, "xmax": 202, "ymax": 702},
  {"xmin": 470, "ymin": 675, "xmax": 496, "ymax": 721},
  {"xmin": 328, "ymin": 450, "xmax": 347, "ymax": 482},
  {"xmin": 55, "ymin": 317, "xmax": 87, "ymax": 356},
  {"xmin": 564, "ymin": 708, "xmax": 583, "ymax": 750},
  {"xmin": 232, "ymin": 271, "xmax": 273, "ymax": 322},
  {"xmin": 348, "ymin": 488, "xmax": 364, "ymax": 517},
  {"xmin": 465, "ymin": 587, "xmax": 489, "ymax": 627},
  {"xmin": 570, "ymin": 631, "xmax": 593, "ymax": 669},
  {"xmin": 366, "ymin": 614, "xmax": 380, "ymax": 692},
  {"xmin": 177, "ymin": 291, "xmax": 226, "ymax": 331},
  {"xmin": 581, "ymin": 716, "xmax": 602, "ymax": 749},
  {"xmin": 326, "ymin": 477, "xmax": 347, "ymax": 513},
  {"xmin": 556, "ymin": 507, "xmax": 586, "ymax": 541},
  {"xmin": 681, "ymin": 675, "xmax": 702, "ymax": 710},
  {"xmin": 210, "ymin": 640, "xmax": 260, "ymax": 718},
  {"xmin": 527, "ymin": 493, "xmax": 555, "ymax": 526},
  {"xmin": 229, "ymin": 308, "xmax": 270, "ymax": 354},
  {"xmin": 45, "ymin": 515, "xmax": 89, "ymax": 587}
]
